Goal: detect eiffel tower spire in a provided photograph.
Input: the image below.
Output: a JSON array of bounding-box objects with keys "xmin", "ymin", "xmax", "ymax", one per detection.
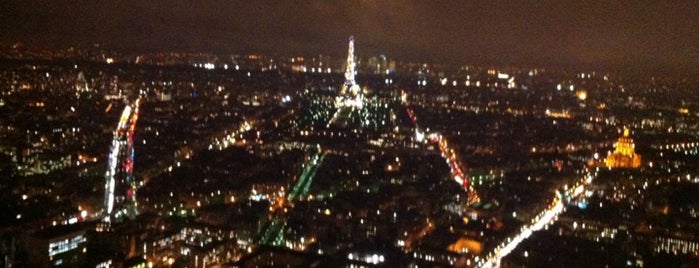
[
  {"xmin": 344, "ymin": 36, "xmax": 357, "ymax": 90},
  {"xmin": 337, "ymin": 36, "xmax": 362, "ymax": 108}
]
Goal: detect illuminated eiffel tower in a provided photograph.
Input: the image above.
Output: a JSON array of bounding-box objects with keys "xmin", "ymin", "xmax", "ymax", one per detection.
[{"xmin": 336, "ymin": 36, "xmax": 363, "ymax": 108}]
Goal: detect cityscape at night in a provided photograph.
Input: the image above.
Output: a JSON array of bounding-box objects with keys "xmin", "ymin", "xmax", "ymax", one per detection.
[{"xmin": 0, "ymin": 1, "xmax": 698, "ymax": 267}]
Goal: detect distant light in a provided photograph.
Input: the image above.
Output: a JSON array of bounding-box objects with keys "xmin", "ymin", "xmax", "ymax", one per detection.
[
  {"xmin": 415, "ymin": 130, "xmax": 425, "ymax": 142},
  {"xmin": 372, "ymin": 254, "xmax": 379, "ymax": 264},
  {"xmin": 577, "ymin": 90, "xmax": 587, "ymax": 101},
  {"xmin": 578, "ymin": 200, "xmax": 588, "ymax": 209}
]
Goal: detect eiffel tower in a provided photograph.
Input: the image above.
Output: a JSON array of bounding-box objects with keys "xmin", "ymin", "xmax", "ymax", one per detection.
[{"xmin": 335, "ymin": 36, "xmax": 364, "ymax": 109}]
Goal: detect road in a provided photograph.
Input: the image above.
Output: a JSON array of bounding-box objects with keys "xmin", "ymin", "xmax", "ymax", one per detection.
[
  {"xmin": 137, "ymin": 104, "xmax": 295, "ymax": 184},
  {"xmin": 258, "ymin": 149, "xmax": 326, "ymax": 246},
  {"xmin": 436, "ymin": 134, "xmax": 480, "ymax": 205},
  {"xmin": 478, "ymin": 169, "xmax": 597, "ymax": 268},
  {"xmin": 406, "ymin": 107, "xmax": 480, "ymax": 204}
]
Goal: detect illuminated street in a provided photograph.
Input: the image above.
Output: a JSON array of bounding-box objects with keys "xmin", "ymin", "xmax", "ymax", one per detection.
[{"xmin": 480, "ymin": 170, "xmax": 597, "ymax": 267}]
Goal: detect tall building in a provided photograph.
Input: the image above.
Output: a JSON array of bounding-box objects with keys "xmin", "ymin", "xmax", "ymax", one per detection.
[
  {"xmin": 366, "ymin": 54, "xmax": 393, "ymax": 75},
  {"xmin": 75, "ymin": 71, "xmax": 98, "ymax": 99},
  {"xmin": 75, "ymin": 71, "xmax": 90, "ymax": 94},
  {"xmin": 104, "ymin": 99, "xmax": 141, "ymax": 221},
  {"xmin": 335, "ymin": 36, "xmax": 363, "ymax": 108},
  {"xmin": 605, "ymin": 128, "xmax": 641, "ymax": 168},
  {"xmin": 330, "ymin": 36, "xmax": 367, "ymax": 128}
]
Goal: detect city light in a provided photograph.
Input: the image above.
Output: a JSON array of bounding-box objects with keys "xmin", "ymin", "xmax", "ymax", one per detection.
[{"xmin": 1, "ymin": 14, "xmax": 696, "ymax": 267}]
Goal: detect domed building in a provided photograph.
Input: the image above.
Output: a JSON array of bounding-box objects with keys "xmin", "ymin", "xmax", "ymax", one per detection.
[{"xmin": 605, "ymin": 128, "xmax": 641, "ymax": 168}]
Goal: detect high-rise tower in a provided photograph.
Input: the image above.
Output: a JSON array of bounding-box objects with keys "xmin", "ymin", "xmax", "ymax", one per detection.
[
  {"xmin": 75, "ymin": 72, "xmax": 90, "ymax": 93},
  {"xmin": 104, "ymin": 99, "xmax": 141, "ymax": 221},
  {"xmin": 343, "ymin": 36, "xmax": 359, "ymax": 95},
  {"xmin": 336, "ymin": 36, "xmax": 363, "ymax": 108},
  {"xmin": 75, "ymin": 71, "xmax": 95, "ymax": 99}
]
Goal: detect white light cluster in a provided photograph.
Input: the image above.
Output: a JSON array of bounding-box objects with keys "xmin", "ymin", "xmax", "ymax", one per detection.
[{"xmin": 48, "ymin": 234, "xmax": 86, "ymax": 257}]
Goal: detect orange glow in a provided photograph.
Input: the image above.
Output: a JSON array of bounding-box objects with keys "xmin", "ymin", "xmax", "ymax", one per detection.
[
  {"xmin": 605, "ymin": 128, "xmax": 641, "ymax": 168},
  {"xmin": 546, "ymin": 109, "xmax": 571, "ymax": 119},
  {"xmin": 576, "ymin": 90, "xmax": 587, "ymax": 101},
  {"xmin": 448, "ymin": 238, "xmax": 483, "ymax": 254}
]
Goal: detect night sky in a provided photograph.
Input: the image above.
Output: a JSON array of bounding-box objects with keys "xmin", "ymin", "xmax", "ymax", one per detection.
[{"xmin": 1, "ymin": 1, "xmax": 697, "ymax": 73}]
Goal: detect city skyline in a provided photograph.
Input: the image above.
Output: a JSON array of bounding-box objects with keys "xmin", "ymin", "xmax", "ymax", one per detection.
[{"xmin": 1, "ymin": 1, "xmax": 698, "ymax": 74}]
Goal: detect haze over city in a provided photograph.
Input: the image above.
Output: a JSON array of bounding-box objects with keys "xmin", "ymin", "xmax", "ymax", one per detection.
[{"xmin": 1, "ymin": 1, "xmax": 698, "ymax": 73}]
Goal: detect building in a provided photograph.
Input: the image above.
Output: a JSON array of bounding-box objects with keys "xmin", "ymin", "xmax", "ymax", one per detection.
[
  {"xmin": 75, "ymin": 71, "xmax": 90, "ymax": 95},
  {"xmin": 605, "ymin": 128, "xmax": 641, "ymax": 168},
  {"xmin": 104, "ymin": 100, "xmax": 141, "ymax": 221},
  {"xmin": 27, "ymin": 225, "xmax": 88, "ymax": 267}
]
